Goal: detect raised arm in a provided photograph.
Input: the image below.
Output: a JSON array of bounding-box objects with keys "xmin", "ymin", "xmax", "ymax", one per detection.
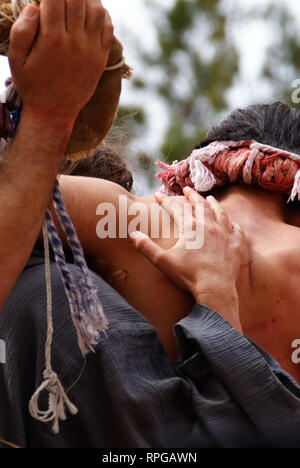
[{"xmin": 0, "ymin": 0, "xmax": 113, "ymax": 309}]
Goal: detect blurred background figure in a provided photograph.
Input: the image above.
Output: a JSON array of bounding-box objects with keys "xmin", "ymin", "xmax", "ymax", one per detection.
[
  {"xmin": 1, "ymin": 0, "xmax": 300, "ymax": 194},
  {"xmin": 64, "ymin": 147, "xmax": 133, "ymax": 193}
]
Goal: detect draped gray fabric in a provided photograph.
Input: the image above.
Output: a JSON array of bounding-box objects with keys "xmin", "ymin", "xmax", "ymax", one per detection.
[{"xmin": 0, "ymin": 249, "xmax": 300, "ymax": 448}]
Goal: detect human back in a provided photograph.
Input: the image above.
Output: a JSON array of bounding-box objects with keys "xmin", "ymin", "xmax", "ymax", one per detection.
[
  {"xmin": 197, "ymin": 102, "xmax": 300, "ymax": 383},
  {"xmin": 214, "ymin": 182, "xmax": 300, "ymax": 383}
]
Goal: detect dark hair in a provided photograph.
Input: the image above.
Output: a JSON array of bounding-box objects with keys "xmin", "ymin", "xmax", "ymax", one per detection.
[
  {"xmin": 63, "ymin": 147, "xmax": 133, "ymax": 193},
  {"xmin": 198, "ymin": 102, "xmax": 300, "ymax": 156}
]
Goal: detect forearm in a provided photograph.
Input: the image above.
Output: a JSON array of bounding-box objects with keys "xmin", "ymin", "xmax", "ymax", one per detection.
[
  {"xmin": 0, "ymin": 110, "xmax": 75, "ymax": 309},
  {"xmin": 194, "ymin": 284, "xmax": 242, "ymax": 333},
  {"xmin": 175, "ymin": 304, "xmax": 300, "ymax": 446}
]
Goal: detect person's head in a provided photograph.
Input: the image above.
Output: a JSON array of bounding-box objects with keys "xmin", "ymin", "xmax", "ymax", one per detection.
[
  {"xmin": 199, "ymin": 102, "xmax": 300, "ymax": 154},
  {"xmin": 63, "ymin": 146, "xmax": 133, "ymax": 193},
  {"xmin": 157, "ymin": 102, "xmax": 300, "ymax": 201}
]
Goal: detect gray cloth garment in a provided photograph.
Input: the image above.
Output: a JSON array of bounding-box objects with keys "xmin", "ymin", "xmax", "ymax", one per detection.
[{"xmin": 0, "ymin": 248, "xmax": 300, "ymax": 448}]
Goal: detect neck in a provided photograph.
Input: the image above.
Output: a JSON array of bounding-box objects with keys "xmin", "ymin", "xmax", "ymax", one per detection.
[
  {"xmin": 213, "ymin": 184, "xmax": 300, "ymax": 383},
  {"xmin": 213, "ymin": 184, "xmax": 285, "ymax": 236}
]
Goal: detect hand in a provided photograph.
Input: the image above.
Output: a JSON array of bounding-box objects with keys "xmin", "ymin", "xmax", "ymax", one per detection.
[
  {"xmin": 130, "ymin": 188, "xmax": 247, "ymax": 332},
  {"xmin": 8, "ymin": 0, "xmax": 114, "ymax": 123}
]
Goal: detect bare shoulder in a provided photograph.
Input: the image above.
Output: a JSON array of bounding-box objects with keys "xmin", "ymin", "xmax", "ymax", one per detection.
[
  {"xmin": 59, "ymin": 175, "xmax": 136, "ymax": 208},
  {"xmin": 57, "ymin": 175, "xmax": 158, "ymax": 253}
]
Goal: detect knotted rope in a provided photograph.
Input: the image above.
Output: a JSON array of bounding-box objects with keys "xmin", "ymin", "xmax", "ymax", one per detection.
[
  {"xmin": 157, "ymin": 140, "xmax": 300, "ymax": 201},
  {"xmin": 29, "ymin": 222, "xmax": 78, "ymax": 434}
]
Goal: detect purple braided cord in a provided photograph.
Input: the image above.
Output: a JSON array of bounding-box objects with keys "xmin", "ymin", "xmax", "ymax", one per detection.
[
  {"xmin": 52, "ymin": 181, "xmax": 104, "ymax": 316},
  {"xmin": 45, "ymin": 184, "xmax": 108, "ymax": 356}
]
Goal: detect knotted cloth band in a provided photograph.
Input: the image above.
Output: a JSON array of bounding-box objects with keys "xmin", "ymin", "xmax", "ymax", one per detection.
[{"xmin": 157, "ymin": 140, "xmax": 300, "ymax": 202}]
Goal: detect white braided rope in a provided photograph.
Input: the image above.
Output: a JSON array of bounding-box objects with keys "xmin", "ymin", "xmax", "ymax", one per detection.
[
  {"xmin": 0, "ymin": 10, "xmax": 14, "ymax": 24},
  {"xmin": 28, "ymin": 221, "xmax": 78, "ymax": 434},
  {"xmin": 0, "ymin": 0, "xmax": 26, "ymax": 55},
  {"xmin": 104, "ymin": 57, "xmax": 126, "ymax": 71},
  {"xmin": 11, "ymin": 0, "xmax": 24, "ymax": 19}
]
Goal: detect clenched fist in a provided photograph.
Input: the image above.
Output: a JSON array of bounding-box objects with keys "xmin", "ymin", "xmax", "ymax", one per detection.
[{"xmin": 8, "ymin": 0, "xmax": 114, "ymax": 123}]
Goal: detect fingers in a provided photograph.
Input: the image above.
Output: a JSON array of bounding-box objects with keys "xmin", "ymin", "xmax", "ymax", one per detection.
[
  {"xmin": 155, "ymin": 190, "xmax": 205, "ymax": 237},
  {"xmin": 40, "ymin": 0, "xmax": 66, "ymax": 35},
  {"xmin": 9, "ymin": 5, "xmax": 40, "ymax": 66},
  {"xmin": 156, "ymin": 189, "xmax": 232, "ymax": 238},
  {"xmin": 85, "ymin": 0, "xmax": 105, "ymax": 36},
  {"xmin": 155, "ymin": 192, "xmax": 181, "ymax": 220},
  {"xmin": 155, "ymin": 192, "xmax": 186, "ymax": 235},
  {"xmin": 206, "ymin": 195, "xmax": 231, "ymax": 229},
  {"xmin": 65, "ymin": 0, "xmax": 86, "ymax": 34},
  {"xmin": 230, "ymin": 222, "xmax": 248, "ymax": 268},
  {"xmin": 154, "ymin": 191, "xmax": 166, "ymax": 205},
  {"xmin": 129, "ymin": 232, "xmax": 165, "ymax": 269},
  {"xmin": 183, "ymin": 187, "xmax": 214, "ymax": 223},
  {"xmin": 183, "ymin": 187, "xmax": 205, "ymax": 204},
  {"xmin": 182, "ymin": 188, "xmax": 234, "ymax": 238},
  {"xmin": 231, "ymin": 221, "xmax": 241, "ymax": 235},
  {"xmin": 101, "ymin": 10, "xmax": 114, "ymax": 50},
  {"xmin": 231, "ymin": 222, "xmax": 246, "ymax": 244}
]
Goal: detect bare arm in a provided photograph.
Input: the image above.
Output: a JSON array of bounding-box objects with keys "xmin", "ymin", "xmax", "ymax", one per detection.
[
  {"xmin": 55, "ymin": 176, "xmax": 193, "ymax": 360},
  {"xmin": 0, "ymin": 111, "xmax": 75, "ymax": 309},
  {"xmin": 56, "ymin": 176, "xmax": 243, "ymax": 358},
  {"xmin": 0, "ymin": 0, "xmax": 113, "ymax": 309}
]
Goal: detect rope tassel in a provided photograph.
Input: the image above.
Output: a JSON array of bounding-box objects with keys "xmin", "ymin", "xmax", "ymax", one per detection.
[
  {"xmin": 44, "ymin": 207, "xmax": 108, "ymax": 356},
  {"xmin": 51, "ymin": 181, "xmax": 108, "ymax": 352},
  {"xmin": 29, "ymin": 369, "xmax": 78, "ymax": 435}
]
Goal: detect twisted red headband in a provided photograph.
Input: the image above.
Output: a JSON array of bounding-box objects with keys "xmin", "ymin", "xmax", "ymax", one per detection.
[{"xmin": 157, "ymin": 140, "xmax": 300, "ymax": 201}]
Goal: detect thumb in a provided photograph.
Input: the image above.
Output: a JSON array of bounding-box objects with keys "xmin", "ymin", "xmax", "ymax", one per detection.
[
  {"xmin": 9, "ymin": 5, "xmax": 40, "ymax": 67},
  {"xmin": 129, "ymin": 232, "xmax": 166, "ymax": 269}
]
